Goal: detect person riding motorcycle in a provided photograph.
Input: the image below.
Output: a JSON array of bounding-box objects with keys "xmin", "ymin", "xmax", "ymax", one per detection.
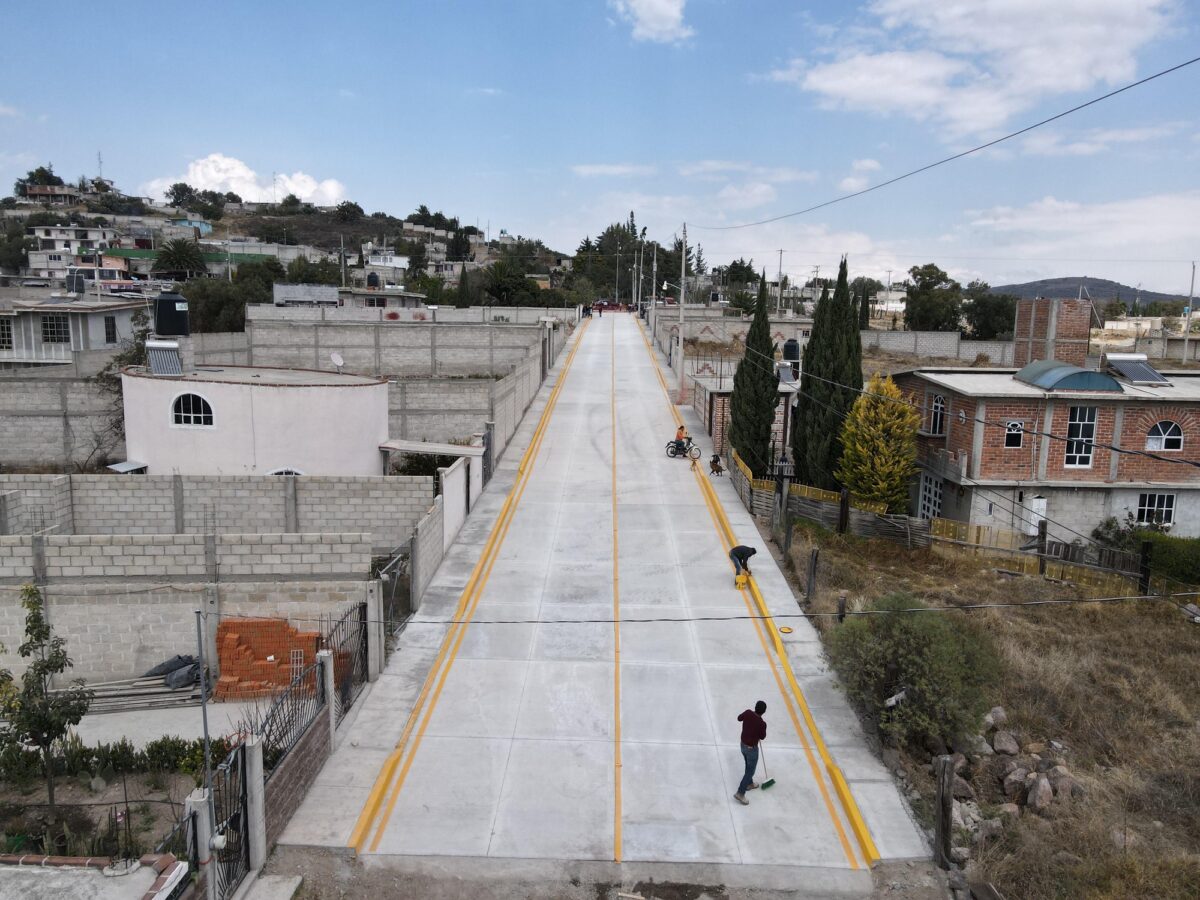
[{"xmin": 674, "ymin": 425, "xmax": 690, "ymax": 456}]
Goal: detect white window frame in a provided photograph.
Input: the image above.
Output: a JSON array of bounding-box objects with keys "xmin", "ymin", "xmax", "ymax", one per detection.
[
  {"xmin": 919, "ymin": 471, "xmax": 943, "ymax": 520},
  {"xmin": 929, "ymin": 394, "xmax": 946, "ymax": 436},
  {"xmin": 1064, "ymin": 406, "xmax": 1096, "ymax": 468},
  {"xmin": 1136, "ymin": 493, "xmax": 1175, "ymax": 526},
  {"xmin": 1145, "ymin": 420, "xmax": 1182, "ymax": 452},
  {"xmin": 171, "ymin": 392, "xmax": 214, "ymax": 428},
  {"xmin": 1004, "ymin": 421, "xmax": 1024, "ymax": 449}
]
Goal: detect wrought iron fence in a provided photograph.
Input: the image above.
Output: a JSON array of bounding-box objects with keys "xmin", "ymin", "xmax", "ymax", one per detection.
[
  {"xmin": 257, "ymin": 659, "xmax": 325, "ymax": 781},
  {"xmin": 210, "ymin": 743, "xmax": 249, "ymax": 900},
  {"xmin": 320, "ymin": 602, "xmax": 369, "ymax": 724},
  {"xmin": 153, "ymin": 810, "xmax": 198, "ymax": 900}
]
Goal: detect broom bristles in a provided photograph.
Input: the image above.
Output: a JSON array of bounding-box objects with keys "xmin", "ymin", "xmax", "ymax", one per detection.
[{"xmin": 760, "ymin": 778, "xmax": 776, "ymax": 790}]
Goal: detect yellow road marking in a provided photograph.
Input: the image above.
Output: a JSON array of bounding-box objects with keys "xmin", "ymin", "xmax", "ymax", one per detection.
[
  {"xmin": 610, "ymin": 320, "xmax": 623, "ymax": 862},
  {"xmin": 634, "ymin": 319, "xmax": 880, "ymax": 868},
  {"xmin": 348, "ymin": 319, "xmax": 591, "ymax": 853}
]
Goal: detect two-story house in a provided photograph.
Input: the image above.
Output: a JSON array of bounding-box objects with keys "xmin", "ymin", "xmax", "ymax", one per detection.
[
  {"xmin": 0, "ymin": 293, "xmax": 143, "ymax": 372},
  {"xmin": 25, "ymin": 225, "xmax": 119, "ymax": 279}
]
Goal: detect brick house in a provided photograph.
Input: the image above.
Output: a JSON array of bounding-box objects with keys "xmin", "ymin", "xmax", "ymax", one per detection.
[
  {"xmin": 692, "ymin": 373, "xmax": 798, "ymax": 471},
  {"xmin": 893, "ymin": 356, "xmax": 1200, "ymax": 539}
]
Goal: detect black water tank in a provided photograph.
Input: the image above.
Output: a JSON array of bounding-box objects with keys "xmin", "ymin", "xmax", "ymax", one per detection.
[
  {"xmin": 782, "ymin": 338, "xmax": 800, "ymax": 379},
  {"xmin": 154, "ymin": 292, "xmax": 191, "ymax": 336}
]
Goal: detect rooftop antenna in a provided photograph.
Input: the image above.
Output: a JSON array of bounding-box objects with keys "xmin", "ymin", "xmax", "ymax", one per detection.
[
  {"xmin": 330, "ymin": 351, "xmax": 344, "ymax": 374},
  {"xmin": 97, "ymin": 151, "xmax": 103, "ymax": 181}
]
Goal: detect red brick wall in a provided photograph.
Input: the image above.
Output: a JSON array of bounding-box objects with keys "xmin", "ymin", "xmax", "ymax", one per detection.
[
  {"xmin": 1013, "ymin": 298, "xmax": 1091, "ymax": 367},
  {"xmin": 975, "ymin": 398, "xmax": 1043, "ymax": 480},
  {"xmin": 1115, "ymin": 405, "xmax": 1200, "ymax": 483},
  {"xmin": 264, "ymin": 709, "xmax": 331, "ymax": 848}
]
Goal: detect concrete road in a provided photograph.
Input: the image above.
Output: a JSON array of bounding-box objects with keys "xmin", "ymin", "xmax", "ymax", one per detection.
[{"xmin": 282, "ymin": 315, "xmax": 924, "ymax": 893}]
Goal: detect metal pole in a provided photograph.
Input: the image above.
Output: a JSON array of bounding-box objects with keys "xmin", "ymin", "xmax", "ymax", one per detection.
[
  {"xmin": 777, "ymin": 249, "xmax": 783, "ymax": 316},
  {"xmin": 615, "ymin": 242, "xmax": 620, "ymax": 305},
  {"xmin": 650, "ymin": 244, "xmax": 658, "ymax": 341},
  {"xmin": 194, "ymin": 610, "xmax": 216, "ymax": 832},
  {"xmin": 1184, "ymin": 261, "xmax": 1195, "ymax": 363},
  {"xmin": 677, "ymin": 224, "xmax": 687, "ymax": 402}
]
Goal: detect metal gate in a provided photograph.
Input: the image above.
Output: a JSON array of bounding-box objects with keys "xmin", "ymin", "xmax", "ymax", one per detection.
[
  {"xmin": 211, "ymin": 743, "xmax": 250, "ymax": 900},
  {"xmin": 321, "ymin": 602, "xmax": 369, "ymax": 724}
]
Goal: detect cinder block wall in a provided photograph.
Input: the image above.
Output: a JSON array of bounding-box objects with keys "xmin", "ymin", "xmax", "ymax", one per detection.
[
  {"xmin": 411, "ymin": 495, "xmax": 444, "ymax": 606},
  {"xmin": 0, "ymin": 377, "xmax": 119, "ymax": 468}
]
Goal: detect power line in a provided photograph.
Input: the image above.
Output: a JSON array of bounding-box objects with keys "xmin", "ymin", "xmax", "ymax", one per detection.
[{"xmin": 691, "ymin": 54, "xmax": 1200, "ymax": 231}]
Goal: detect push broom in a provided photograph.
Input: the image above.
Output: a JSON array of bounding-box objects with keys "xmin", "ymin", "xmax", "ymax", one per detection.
[{"xmin": 760, "ymin": 745, "xmax": 776, "ymax": 790}]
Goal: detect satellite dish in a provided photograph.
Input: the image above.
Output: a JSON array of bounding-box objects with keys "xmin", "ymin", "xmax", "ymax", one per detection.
[{"xmin": 330, "ymin": 351, "xmax": 344, "ymax": 372}]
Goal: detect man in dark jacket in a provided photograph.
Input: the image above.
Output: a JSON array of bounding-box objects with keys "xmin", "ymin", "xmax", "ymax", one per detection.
[
  {"xmin": 729, "ymin": 545, "xmax": 756, "ymax": 577},
  {"xmin": 734, "ymin": 700, "xmax": 767, "ymax": 805}
]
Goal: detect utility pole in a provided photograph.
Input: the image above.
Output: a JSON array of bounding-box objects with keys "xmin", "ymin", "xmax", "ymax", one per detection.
[
  {"xmin": 777, "ymin": 249, "xmax": 784, "ymax": 316},
  {"xmin": 650, "ymin": 243, "xmax": 658, "ymax": 337},
  {"xmin": 811, "ymin": 265, "xmax": 821, "ymax": 306},
  {"xmin": 677, "ymin": 223, "xmax": 687, "ymax": 402},
  {"xmin": 885, "ymin": 269, "xmax": 892, "ymax": 319},
  {"xmin": 615, "ymin": 241, "xmax": 621, "ymax": 304},
  {"xmin": 1184, "ymin": 261, "xmax": 1196, "ymax": 363}
]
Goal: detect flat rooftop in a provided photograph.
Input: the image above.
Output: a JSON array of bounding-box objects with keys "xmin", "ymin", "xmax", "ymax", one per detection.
[
  {"xmin": 0, "ymin": 289, "xmax": 150, "ymax": 313},
  {"xmin": 912, "ymin": 368, "xmax": 1200, "ymax": 402},
  {"xmin": 124, "ymin": 365, "xmax": 386, "ymax": 387}
]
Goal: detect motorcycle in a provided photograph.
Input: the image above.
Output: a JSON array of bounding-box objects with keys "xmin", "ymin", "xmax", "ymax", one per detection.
[{"xmin": 665, "ymin": 438, "xmax": 702, "ymax": 460}]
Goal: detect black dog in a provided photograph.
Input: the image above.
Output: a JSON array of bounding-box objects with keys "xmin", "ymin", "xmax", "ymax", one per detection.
[{"xmin": 709, "ymin": 454, "xmax": 725, "ymax": 476}]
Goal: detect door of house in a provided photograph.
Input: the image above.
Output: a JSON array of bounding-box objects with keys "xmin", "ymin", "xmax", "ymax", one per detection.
[{"xmin": 919, "ymin": 471, "xmax": 943, "ymax": 520}]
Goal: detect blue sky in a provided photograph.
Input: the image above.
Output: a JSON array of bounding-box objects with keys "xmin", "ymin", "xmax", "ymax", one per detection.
[{"xmin": 2, "ymin": 0, "xmax": 1198, "ymax": 293}]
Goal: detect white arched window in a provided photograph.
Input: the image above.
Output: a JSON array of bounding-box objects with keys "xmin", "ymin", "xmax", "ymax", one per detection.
[
  {"xmin": 1146, "ymin": 420, "xmax": 1182, "ymax": 451},
  {"xmin": 930, "ymin": 394, "xmax": 946, "ymax": 435},
  {"xmin": 172, "ymin": 393, "xmax": 213, "ymax": 427}
]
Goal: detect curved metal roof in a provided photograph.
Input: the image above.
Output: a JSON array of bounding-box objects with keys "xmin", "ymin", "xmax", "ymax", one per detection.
[{"xmin": 1014, "ymin": 359, "xmax": 1122, "ymax": 392}]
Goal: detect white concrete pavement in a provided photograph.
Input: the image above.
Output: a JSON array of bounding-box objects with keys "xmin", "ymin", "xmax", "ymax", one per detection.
[{"xmin": 281, "ymin": 314, "xmax": 924, "ymax": 892}]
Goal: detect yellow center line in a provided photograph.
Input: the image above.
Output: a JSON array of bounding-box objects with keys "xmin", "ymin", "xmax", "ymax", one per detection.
[
  {"xmin": 611, "ymin": 319, "xmax": 623, "ymax": 863},
  {"xmin": 348, "ymin": 318, "xmax": 591, "ymax": 854},
  {"xmin": 633, "ymin": 318, "xmax": 878, "ymax": 868}
]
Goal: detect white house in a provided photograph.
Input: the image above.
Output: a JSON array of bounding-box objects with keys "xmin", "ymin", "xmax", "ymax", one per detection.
[{"xmin": 120, "ymin": 361, "xmax": 390, "ymax": 475}]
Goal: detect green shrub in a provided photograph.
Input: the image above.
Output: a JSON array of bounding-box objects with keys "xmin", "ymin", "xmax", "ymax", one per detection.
[
  {"xmin": 0, "ymin": 745, "xmax": 43, "ymax": 786},
  {"xmin": 827, "ymin": 592, "xmax": 999, "ymax": 749},
  {"xmin": 143, "ymin": 736, "xmax": 190, "ymax": 773},
  {"xmin": 92, "ymin": 739, "xmax": 141, "ymax": 775},
  {"xmin": 1145, "ymin": 531, "xmax": 1200, "ymax": 586},
  {"xmin": 58, "ymin": 731, "xmax": 95, "ymax": 777}
]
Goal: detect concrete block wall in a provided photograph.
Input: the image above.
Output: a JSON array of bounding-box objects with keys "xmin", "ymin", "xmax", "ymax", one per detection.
[
  {"xmin": 0, "ymin": 491, "xmax": 24, "ymax": 535},
  {"xmin": 215, "ymin": 534, "xmax": 372, "ymax": 579},
  {"xmin": 389, "ymin": 378, "xmax": 492, "ymax": 445},
  {"xmin": 491, "ymin": 351, "xmax": 539, "ymax": 459},
  {"xmin": 69, "ymin": 475, "xmax": 176, "ymax": 534},
  {"xmin": 186, "ymin": 331, "xmax": 251, "ymax": 366},
  {"xmin": 411, "ymin": 495, "xmax": 444, "ymax": 607},
  {"xmin": 181, "ymin": 477, "xmax": 286, "ymax": 535},
  {"xmin": 294, "ymin": 477, "xmax": 432, "ymax": 550},
  {"xmin": 0, "ymin": 377, "xmax": 119, "ymax": 468},
  {"xmin": 219, "ymin": 580, "xmax": 365, "ymax": 624},
  {"xmin": 431, "ymin": 306, "xmax": 580, "ymax": 325},
  {"xmin": 0, "ymin": 537, "xmax": 35, "ymax": 580}
]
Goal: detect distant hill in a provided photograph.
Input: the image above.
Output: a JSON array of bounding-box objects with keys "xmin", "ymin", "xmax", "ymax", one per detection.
[{"xmin": 990, "ymin": 277, "xmax": 1185, "ymax": 303}]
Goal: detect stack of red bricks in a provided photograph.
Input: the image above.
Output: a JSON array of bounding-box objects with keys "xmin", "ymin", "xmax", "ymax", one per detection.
[{"xmin": 215, "ymin": 618, "xmax": 320, "ymax": 700}]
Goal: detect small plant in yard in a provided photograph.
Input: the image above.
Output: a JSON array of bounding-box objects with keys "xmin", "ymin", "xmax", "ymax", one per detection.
[
  {"xmin": 0, "ymin": 584, "xmax": 93, "ymax": 817},
  {"xmin": 826, "ymin": 592, "xmax": 998, "ymax": 750}
]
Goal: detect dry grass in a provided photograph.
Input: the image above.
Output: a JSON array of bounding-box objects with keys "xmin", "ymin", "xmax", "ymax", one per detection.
[{"xmin": 782, "ymin": 522, "xmax": 1200, "ymax": 898}]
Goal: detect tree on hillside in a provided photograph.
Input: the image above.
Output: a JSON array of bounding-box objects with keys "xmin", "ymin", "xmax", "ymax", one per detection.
[
  {"xmin": 407, "ymin": 242, "xmax": 427, "ymax": 278},
  {"xmin": 153, "ymin": 239, "xmax": 207, "ymax": 279},
  {"xmin": 728, "ymin": 274, "xmax": 779, "ymax": 476},
  {"xmin": 904, "ymin": 263, "xmax": 962, "ymax": 332},
  {"xmin": 286, "ymin": 256, "xmax": 340, "ymax": 285},
  {"xmin": 963, "ymin": 281, "xmax": 1017, "ymax": 339},
  {"xmin": 13, "ymin": 165, "xmax": 65, "ymax": 197},
  {"xmin": 694, "ymin": 244, "xmax": 708, "ymax": 275},
  {"xmin": 0, "ymin": 584, "xmax": 93, "ymax": 815},
  {"xmin": 835, "ymin": 374, "xmax": 920, "ymax": 513},
  {"xmin": 483, "ymin": 259, "xmax": 539, "ymax": 306},
  {"xmin": 333, "ymin": 201, "xmax": 364, "ymax": 222},
  {"xmin": 0, "ymin": 222, "xmax": 33, "ymax": 272},
  {"xmin": 724, "ymin": 258, "xmax": 759, "ymax": 286},
  {"xmin": 851, "ymin": 275, "xmax": 884, "ymax": 299},
  {"xmin": 792, "ymin": 257, "xmax": 863, "ymax": 490}
]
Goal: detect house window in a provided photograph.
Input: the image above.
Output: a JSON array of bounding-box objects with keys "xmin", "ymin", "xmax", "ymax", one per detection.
[
  {"xmin": 1136, "ymin": 493, "xmax": 1175, "ymax": 526},
  {"xmin": 104, "ymin": 315, "xmax": 117, "ymax": 344},
  {"xmin": 1064, "ymin": 406, "xmax": 1096, "ymax": 467},
  {"xmin": 366, "ymin": 296, "xmax": 387, "ymax": 308},
  {"xmin": 919, "ymin": 471, "xmax": 943, "ymax": 520},
  {"xmin": 40, "ymin": 313, "xmax": 70, "ymax": 344},
  {"xmin": 1146, "ymin": 420, "xmax": 1182, "ymax": 452},
  {"xmin": 1005, "ymin": 421, "xmax": 1024, "ymax": 448},
  {"xmin": 172, "ymin": 393, "xmax": 213, "ymax": 427},
  {"xmin": 929, "ymin": 394, "xmax": 946, "ymax": 435},
  {"xmin": 48, "ymin": 253, "xmax": 62, "ymax": 262},
  {"xmin": 0, "ymin": 319, "xmax": 12, "ymax": 351}
]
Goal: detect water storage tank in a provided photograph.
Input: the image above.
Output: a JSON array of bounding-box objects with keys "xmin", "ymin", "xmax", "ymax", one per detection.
[
  {"xmin": 782, "ymin": 338, "xmax": 800, "ymax": 380},
  {"xmin": 154, "ymin": 292, "xmax": 190, "ymax": 337}
]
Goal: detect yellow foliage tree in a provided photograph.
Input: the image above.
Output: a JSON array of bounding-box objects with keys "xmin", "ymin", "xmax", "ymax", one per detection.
[{"xmin": 835, "ymin": 373, "xmax": 921, "ymax": 513}]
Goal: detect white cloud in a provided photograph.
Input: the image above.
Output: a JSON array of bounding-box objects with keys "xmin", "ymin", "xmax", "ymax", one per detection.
[
  {"xmin": 678, "ymin": 160, "xmax": 817, "ymax": 183},
  {"xmin": 609, "ymin": 0, "xmax": 693, "ymax": 43},
  {"xmin": 852, "ymin": 158, "xmax": 881, "ymax": 171},
  {"xmin": 571, "ymin": 163, "xmax": 657, "ymax": 177},
  {"xmin": 839, "ymin": 175, "xmax": 869, "ymax": 192},
  {"xmin": 0, "ymin": 103, "xmax": 18, "ymax": 117},
  {"xmin": 716, "ymin": 181, "xmax": 778, "ymax": 210},
  {"xmin": 468, "ymin": 87, "xmax": 504, "ymax": 97},
  {"xmin": 141, "ymin": 153, "xmax": 346, "ymax": 205},
  {"xmin": 1022, "ymin": 123, "xmax": 1184, "ymax": 156},
  {"xmin": 775, "ymin": 0, "xmax": 1175, "ymax": 137}
]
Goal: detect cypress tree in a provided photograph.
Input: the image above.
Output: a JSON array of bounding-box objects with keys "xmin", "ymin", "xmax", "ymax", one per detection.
[
  {"xmin": 858, "ymin": 287, "xmax": 870, "ymax": 330},
  {"xmin": 792, "ymin": 257, "xmax": 863, "ymax": 489},
  {"xmin": 728, "ymin": 273, "xmax": 778, "ymax": 476},
  {"xmin": 835, "ymin": 373, "xmax": 920, "ymax": 512}
]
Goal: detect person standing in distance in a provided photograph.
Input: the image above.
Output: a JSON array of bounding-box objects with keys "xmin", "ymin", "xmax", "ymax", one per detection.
[{"xmin": 734, "ymin": 700, "xmax": 767, "ymax": 805}]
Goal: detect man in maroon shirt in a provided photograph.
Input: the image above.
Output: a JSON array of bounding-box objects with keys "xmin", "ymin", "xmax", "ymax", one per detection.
[{"xmin": 734, "ymin": 700, "xmax": 767, "ymax": 805}]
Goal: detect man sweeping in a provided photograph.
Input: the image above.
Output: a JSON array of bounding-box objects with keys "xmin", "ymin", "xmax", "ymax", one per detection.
[
  {"xmin": 729, "ymin": 544, "xmax": 756, "ymax": 585},
  {"xmin": 733, "ymin": 700, "xmax": 768, "ymax": 805}
]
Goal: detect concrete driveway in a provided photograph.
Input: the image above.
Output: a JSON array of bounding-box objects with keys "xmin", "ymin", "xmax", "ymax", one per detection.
[{"xmin": 281, "ymin": 314, "xmax": 925, "ymax": 893}]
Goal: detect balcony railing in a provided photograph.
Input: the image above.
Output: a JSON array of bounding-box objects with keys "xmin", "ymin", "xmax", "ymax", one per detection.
[{"xmin": 918, "ymin": 445, "xmax": 969, "ymax": 482}]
